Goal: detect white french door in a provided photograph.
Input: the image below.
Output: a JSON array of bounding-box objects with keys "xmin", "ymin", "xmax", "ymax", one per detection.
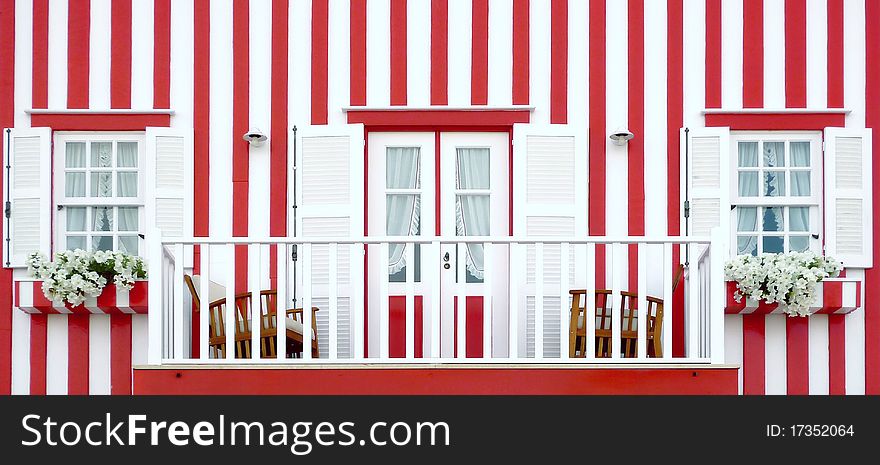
[{"xmin": 367, "ymin": 132, "xmax": 509, "ymax": 358}]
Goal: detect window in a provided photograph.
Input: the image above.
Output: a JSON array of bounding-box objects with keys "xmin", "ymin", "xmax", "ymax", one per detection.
[
  {"xmin": 731, "ymin": 132, "xmax": 822, "ymax": 256},
  {"xmin": 386, "ymin": 146, "xmax": 422, "ymax": 282},
  {"xmin": 54, "ymin": 133, "xmax": 146, "ymax": 255}
]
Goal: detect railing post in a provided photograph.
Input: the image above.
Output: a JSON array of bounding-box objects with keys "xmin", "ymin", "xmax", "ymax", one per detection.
[
  {"xmin": 172, "ymin": 243, "xmax": 185, "ymax": 360},
  {"xmin": 225, "ymin": 244, "xmax": 236, "ymax": 361},
  {"xmin": 636, "ymin": 243, "xmax": 647, "ymax": 359},
  {"xmin": 456, "ymin": 243, "xmax": 467, "ymax": 359},
  {"xmin": 585, "ymin": 243, "xmax": 596, "ymax": 360},
  {"xmin": 687, "ymin": 244, "xmax": 700, "ymax": 359},
  {"xmin": 483, "ymin": 242, "xmax": 492, "ymax": 359},
  {"xmin": 534, "ymin": 243, "xmax": 544, "ymax": 360},
  {"xmin": 662, "ymin": 243, "xmax": 673, "ymax": 359},
  {"xmin": 276, "ymin": 243, "xmax": 287, "ymax": 360},
  {"xmin": 610, "ymin": 243, "xmax": 622, "ymax": 360},
  {"xmin": 147, "ymin": 228, "xmax": 163, "ymax": 365},
  {"xmin": 430, "ymin": 241, "xmax": 441, "ymax": 359},
  {"xmin": 710, "ymin": 228, "xmax": 726, "ymax": 363},
  {"xmin": 379, "ymin": 243, "xmax": 389, "ymax": 359},
  {"xmin": 302, "ymin": 243, "xmax": 313, "ymax": 361},
  {"xmin": 559, "ymin": 242, "xmax": 569, "ymax": 359},
  {"xmin": 199, "ymin": 244, "xmax": 210, "ymax": 360},
  {"xmin": 508, "ymin": 242, "xmax": 519, "ymax": 359},
  {"xmin": 248, "ymin": 243, "xmax": 261, "ymax": 361},
  {"xmin": 329, "ymin": 242, "xmax": 339, "ymax": 360},
  {"xmin": 404, "ymin": 242, "xmax": 415, "ymax": 360}
]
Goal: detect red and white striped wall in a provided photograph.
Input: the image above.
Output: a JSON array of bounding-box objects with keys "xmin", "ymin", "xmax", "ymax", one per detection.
[{"xmin": 1, "ymin": 0, "xmax": 878, "ymax": 395}]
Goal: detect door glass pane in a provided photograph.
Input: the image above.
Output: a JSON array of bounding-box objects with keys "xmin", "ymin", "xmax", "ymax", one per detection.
[
  {"xmin": 386, "ymin": 147, "xmax": 420, "ymax": 188},
  {"xmin": 457, "ymin": 195, "xmax": 489, "ymax": 283},
  {"xmin": 456, "ymin": 148, "xmax": 490, "ymax": 189},
  {"xmin": 387, "ymin": 194, "xmax": 420, "ymax": 283}
]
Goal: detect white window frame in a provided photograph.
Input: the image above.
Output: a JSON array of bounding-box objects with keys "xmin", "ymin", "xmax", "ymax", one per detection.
[
  {"xmin": 53, "ymin": 132, "xmax": 147, "ymax": 254},
  {"xmin": 729, "ymin": 131, "xmax": 823, "ymax": 256}
]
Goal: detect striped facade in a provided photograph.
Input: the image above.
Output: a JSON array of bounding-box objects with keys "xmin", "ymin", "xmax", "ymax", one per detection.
[{"xmin": 0, "ymin": 0, "xmax": 878, "ymax": 395}]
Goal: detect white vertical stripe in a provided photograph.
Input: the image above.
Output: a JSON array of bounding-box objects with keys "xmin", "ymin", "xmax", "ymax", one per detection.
[
  {"xmin": 724, "ymin": 315, "xmax": 744, "ymax": 394},
  {"xmin": 764, "ymin": 316, "xmax": 787, "ymax": 395},
  {"xmin": 643, "ymin": 0, "xmax": 667, "ymax": 240},
  {"xmin": 14, "ymin": 0, "xmax": 32, "ymax": 127},
  {"xmin": 130, "ymin": 0, "xmax": 154, "ymax": 109},
  {"xmin": 487, "ymin": 0, "xmax": 513, "ymax": 106},
  {"xmin": 88, "ymin": 315, "xmax": 110, "ymax": 395},
  {"xmin": 130, "ymin": 314, "xmax": 148, "ymax": 367},
  {"xmin": 845, "ymin": 271, "xmax": 866, "ymax": 394},
  {"xmin": 530, "ymin": 0, "xmax": 550, "ymax": 124},
  {"xmin": 48, "ymin": 0, "xmax": 68, "ymax": 108},
  {"xmin": 805, "ymin": 0, "xmax": 827, "ymax": 109},
  {"xmin": 808, "ymin": 314, "xmax": 830, "ymax": 395},
  {"xmin": 367, "ymin": 0, "xmax": 391, "ymax": 106},
  {"xmin": 763, "ymin": 0, "xmax": 785, "ymax": 108},
  {"xmin": 250, "ymin": 0, "xmax": 272, "ymax": 240},
  {"xmin": 291, "ymin": 0, "xmax": 312, "ymax": 123},
  {"xmin": 605, "ymin": 0, "xmax": 628, "ymax": 285},
  {"xmin": 11, "ymin": 308, "xmax": 31, "ymax": 394},
  {"xmin": 683, "ymin": 0, "xmax": 705, "ymax": 124},
  {"xmin": 170, "ymin": 0, "xmax": 193, "ymax": 125},
  {"xmin": 843, "ymin": 0, "xmax": 866, "ymax": 126},
  {"xmin": 447, "ymin": 0, "xmax": 471, "ymax": 106},
  {"xmin": 721, "ymin": 0, "xmax": 743, "ymax": 109},
  {"xmin": 89, "ymin": 0, "xmax": 111, "ymax": 109},
  {"xmin": 209, "ymin": 1, "xmax": 233, "ymax": 243},
  {"xmin": 567, "ymin": 0, "xmax": 588, "ymax": 127},
  {"xmin": 46, "ymin": 315, "xmax": 68, "ymax": 395},
  {"xmin": 406, "ymin": 0, "xmax": 430, "ymax": 106},
  {"xmin": 328, "ymin": 0, "xmax": 351, "ymax": 123}
]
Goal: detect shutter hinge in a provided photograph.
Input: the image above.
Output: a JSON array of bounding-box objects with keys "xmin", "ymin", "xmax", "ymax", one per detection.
[
  {"xmin": 3, "ymin": 200, "xmax": 9, "ymax": 219},
  {"xmin": 291, "ymin": 244, "xmax": 298, "ymax": 262},
  {"xmin": 683, "ymin": 200, "xmax": 690, "ymax": 219}
]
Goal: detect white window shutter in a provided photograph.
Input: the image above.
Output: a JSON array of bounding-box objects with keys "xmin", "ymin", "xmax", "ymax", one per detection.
[
  {"xmin": 682, "ymin": 127, "xmax": 730, "ymax": 239},
  {"xmin": 823, "ymin": 127, "xmax": 872, "ymax": 268},
  {"xmin": 145, "ymin": 126, "xmax": 193, "ymax": 248},
  {"xmin": 2, "ymin": 127, "xmax": 52, "ymax": 268},
  {"xmin": 512, "ymin": 124, "xmax": 587, "ymax": 358},
  {"xmin": 294, "ymin": 124, "xmax": 364, "ymax": 358}
]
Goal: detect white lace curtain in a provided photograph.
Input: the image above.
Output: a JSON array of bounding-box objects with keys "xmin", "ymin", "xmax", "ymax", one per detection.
[
  {"xmin": 386, "ymin": 147, "xmax": 421, "ymax": 274},
  {"xmin": 455, "ymin": 148, "xmax": 490, "ymax": 279}
]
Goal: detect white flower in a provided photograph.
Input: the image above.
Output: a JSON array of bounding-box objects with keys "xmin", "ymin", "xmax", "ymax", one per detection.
[{"xmin": 26, "ymin": 249, "xmax": 147, "ymax": 307}]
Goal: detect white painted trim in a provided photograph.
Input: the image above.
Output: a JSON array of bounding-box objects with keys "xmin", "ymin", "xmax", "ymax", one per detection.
[
  {"xmin": 702, "ymin": 108, "xmax": 852, "ymax": 115},
  {"xmin": 26, "ymin": 109, "xmax": 175, "ymax": 115},
  {"xmin": 343, "ymin": 105, "xmax": 535, "ymax": 112}
]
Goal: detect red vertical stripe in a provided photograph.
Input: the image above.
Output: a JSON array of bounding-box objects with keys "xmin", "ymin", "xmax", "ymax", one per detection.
[
  {"xmin": 865, "ymin": 0, "xmax": 880, "ymax": 395},
  {"xmin": 351, "ymin": 0, "xmax": 367, "ymax": 106},
  {"xmin": 785, "ymin": 317, "xmax": 809, "ymax": 394},
  {"xmin": 512, "ymin": 0, "xmax": 529, "ymax": 104},
  {"xmin": 826, "ymin": 0, "xmax": 844, "ymax": 108},
  {"xmin": 668, "ymin": 0, "xmax": 685, "ymax": 357},
  {"xmin": 742, "ymin": 314, "xmax": 766, "ymax": 395},
  {"xmin": 271, "ymin": 0, "xmax": 289, "ymax": 237},
  {"xmin": 471, "ymin": 0, "xmax": 488, "ymax": 105},
  {"xmin": 153, "ymin": 0, "xmax": 171, "ymax": 109},
  {"xmin": 68, "ymin": 317, "xmax": 89, "ymax": 394},
  {"xmin": 110, "ymin": 315, "xmax": 132, "ymax": 395},
  {"xmin": 29, "ymin": 315, "xmax": 48, "ymax": 395},
  {"xmin": 549, "ymin": 0, "xmax": 567, "ymax": 123},
  {"xmin": 430, "ymin": 0, "xmax": 448, "ymax": 105},
  {"xmin": 435, "ymin": 131, "xmax": 441, "ymax": 235},
  {"xmin": 193, "ymin": 0, "xmax": 210, "ymax": 239},
  {"xmin": 311, "ymin": 0, "xmax": 329, "ymax": 123},
  {"xmin": 627, "ymin": 0, "xmax": 644, "ymax": 293},
  {"xmin": 233, "ymin": 0, "xmax": 249, "ymax": 292},
  {"xmin": 784, "ymin": 0, "xmax": 806, "ymax": 108},
  {"xmin": 828, "ymin": 314, "xmax": 846, "ymax": 394},
  {"xmin": 589, "ymin": 0, "xmax": 606, "ymax": 287},
  {"xmin": 68, "ymin": 0, "xmax": 90, "ymax": 109},
  {"xmin": 110, "ymin": 0, "xmax": 132, "ymax": 108},
  {"xmin": 32, "ymin": 0, "xmax": 49, "ymax": 109},
  {"xmin": 0, "ymin": 0, "xmax": 13, "ymax": 394},
  {"xmin": 390, "ymin": 0, "xmax": 408, "ymax": 106},
  {"xmin": 742, "ymin": 0, "xmax": 764, "ymax": 108},
  {"xmin": 704, "ymin": 0, "xmax": 722, "ymax": 108}
]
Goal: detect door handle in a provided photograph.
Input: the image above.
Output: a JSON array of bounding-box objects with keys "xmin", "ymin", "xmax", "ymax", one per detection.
[{"xmin": 443, "ymin": 252, "xmax": 450, "ymax": 269}]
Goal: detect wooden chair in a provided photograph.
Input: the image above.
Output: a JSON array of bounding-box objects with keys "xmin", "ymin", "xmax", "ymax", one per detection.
[{"xmin": 258, "ymin": 290, "xmax": 320, "ymax": 359}]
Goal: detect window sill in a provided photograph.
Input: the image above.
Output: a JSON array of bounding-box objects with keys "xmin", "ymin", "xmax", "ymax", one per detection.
[
  {"xmin": 702, "ymin": 109, "xmax": 848, "ymax": 130},
  {"xmin": 725, "ymin": 279, "xmax": 860, "ymax": 315},
  {"xmin": 25, "ymin": 109, "xmax": 174, "ymax": 131},
  {"xmin": 15, "ymin": 279, "xmax": 149, "ymax": 315}
]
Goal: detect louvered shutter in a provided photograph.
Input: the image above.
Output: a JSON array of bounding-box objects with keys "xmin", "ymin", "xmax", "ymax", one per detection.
[
  {"xmin": 294, "ymin": 124, "xmax": 364, "ymax": 359},
  {"xmin": 823, "ymin": 127, "xmax": 873, "ymax": 268},
  {"xmin": 512, "ymin": 124, "xmax": 587, "ymax": 358},
  {"xmin": 2, "ymin": 127, "xmax": 51, "ymax": 268},
  {"xmin": 682, "ymin": 127, "xmax": 730, "ymax": 240},
  {"xmin": 145, "ymin": 127, "xmax": 194, "ymax": 262}
]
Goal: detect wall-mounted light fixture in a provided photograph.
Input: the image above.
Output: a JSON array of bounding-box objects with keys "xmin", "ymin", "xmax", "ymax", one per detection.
[
  {"xmin": 243, "ymin": 127, "xmax": 268, "ymax": 147},
  {"xmin": 609, "ymin": 126, "xmax": 634, "ymax": 146}
]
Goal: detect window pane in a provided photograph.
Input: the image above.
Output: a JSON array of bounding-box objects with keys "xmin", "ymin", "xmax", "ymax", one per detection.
[
  {"xmin": 66, "ymin": 207, "xmax": 87, "ymax": 231},
  {"xmin": 92, "ymin": 236, "xmax": 113, "ymax": 251},
  {"xmin": 790, "ymin": 207, "xmax": 809, "ymax": 232},
  {"xmin": 117, "ymin": 142, "xmax": 138, "ymax": 167},
  {"xmin": 763, "ymin": 207, "xmax": 784, "ymax": 232},
  {"xmin": 737, "ymin": 207, "xmax": 758, "ymax": 231},
  {"xmin": 790, "ymin": 236, "xmax": 810, "ymax": 252},
  {"xmin": 738, "ymin": 142, "xmax": 758, "ymax": 167},
  {"xmin": 90, "ymin": 142, "xmax": 112, "ymax": 167},
  {"xmin": 66, "ymin": 236, "xmax": 86, "ymax": 251},
  {"xmin": 791, "ymin": 142, "xmax": 810, "ymax": 167},
  {"xmin": 118, "ymin": 207, "xmax": 138, "ymax": 231},
  {"xmin": 118, "ymin": 172, "xmax": 138, "ymax": 197},
  {"xmin": 65, "ymin": 142, "xmax": 86, "ymax": 168},
  {"xmin": 92, "ymin": 207, "xmax": 113, "ymax": 232},
  {"xmin": 386, "ymin": 193, "xmax": 420, "ymax": 281},
  {"xmin": 763, "ymin": 142, "xmax": 784, "ymax": 167},
  {"xmin": 90, "ymin": 172, "xmax": 113, "ymax": 197},
  {"xmin": 119, "ymin": 236, "xmax": 138, "ymax": 255},
  {"xmin": 65, "ymin": 172, "xmax": 86, "ymax": 197},
  {"xmin": 790, "ymin": 171, "xmax": 810, "ymax": 196},
  {"xmin": 456, "ymin": 148, "xmax": 490, "ymax": 189},
  {"xmin": 737, "ymin": 236, "xmax": 758, "ymax": 256},
  {"xmin": 738, "ymin": 172, "xmax": 759, "ymax": 196},
  {"xmin": 763, "ymin": 236, "xmax": 784, "ymax": 253},
  {"xmin": 764, "ymin": 171, "xmax": 785, "ymax": 196},
  {"xmin": 386, "ymin": 147, "xmax": 420, "ymax": 189}
]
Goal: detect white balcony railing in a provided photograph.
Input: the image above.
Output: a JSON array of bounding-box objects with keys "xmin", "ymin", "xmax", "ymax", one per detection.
[{"xmin": 146, "ymin": 228, "xmax": 727, "ymax": 365}]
